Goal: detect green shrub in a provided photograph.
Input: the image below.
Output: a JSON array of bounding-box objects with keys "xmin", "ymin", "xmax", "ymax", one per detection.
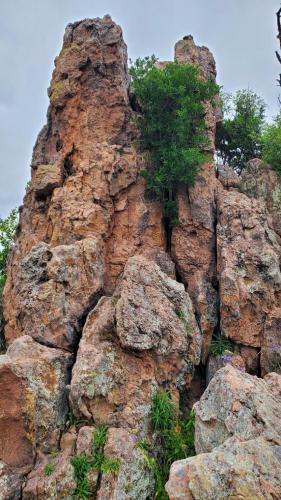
[
  {"xmin": 130, "ymin": 57, "xmax": 219, "ymax": 226},
  {"xmin": 261, "ymin": 115, "xmax": 281, "ymax": 174},
  {"xmin": 136, "ymin": 390, "xmax": 196, "ymax": 499},
  {"xmin": 216, "ymin": 89, "xmax": 266, "ymax": 174},
  {"xmin": 0, "ymin": 208, "xmax": 18, "ymax": 353},
  {"xmin": 44, "ymin": 463, "xmax": 55, "ymax": 476}
]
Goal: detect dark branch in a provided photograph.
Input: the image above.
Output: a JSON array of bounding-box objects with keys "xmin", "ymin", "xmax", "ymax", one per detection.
[
  {"xmin": 277, "ymin": 7, "xmax": 281, "ymax": 33},
  {"xmin": 276, "ymin": 51, "xmax": 281, "ymax": 64}
]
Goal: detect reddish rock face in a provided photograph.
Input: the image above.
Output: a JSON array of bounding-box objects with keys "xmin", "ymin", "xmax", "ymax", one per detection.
[
  {"xmin": 0, "ymin": 336, "xmax": 71, "ymax": 468},
  {"xmin": 4, "ymin": 16, "xmax": 165, "ymax": 353}
]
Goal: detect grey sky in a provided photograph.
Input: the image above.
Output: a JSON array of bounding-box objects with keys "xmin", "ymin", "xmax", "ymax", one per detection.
[{"xmin": 0, "ymin": 0, "xmax": 280, "ymax": 217}]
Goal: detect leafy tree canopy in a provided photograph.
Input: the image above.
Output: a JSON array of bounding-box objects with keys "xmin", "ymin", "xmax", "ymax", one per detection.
[
  {"xmin": 216, "ymin": 89, "xmax": 266, "ymax": 174},
  {"xmin": 261, "ymin": 114, "xmax": 281, "ymax": 175},
  {"xmin": 129, "ymin": 57, "xmax": 219, "ymax": 225}
]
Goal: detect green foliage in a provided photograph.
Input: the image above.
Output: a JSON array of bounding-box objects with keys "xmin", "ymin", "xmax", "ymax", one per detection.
[
  {"xmin": 130, "ymin": 57, "xmax": 219, "ymax": 225},
  {"xmin": 137, "ymin": 391, "xmax": 196, "ymax": 499},
  {"xmin": 261, "ymin": 115, "xmax": 281, "ymax": 174},
  {"xmin": 44, "ymin": 463, "xmax": 55, "ymax": 476},
  {"xmin": 71, "ymin": 425, "xmax": 120, "ymax": 499},
  {"xmin": 92, "ymin": 425, "xmax": 108, "ymax": 452},
  {"xmin": 216, "ymin": 89, "xmax": 266, "ymax": 174},
  {"xmin": 176, "ymin": 310, "xmax": 185, "ymax": 321},
  {"xmin": 71, "ymin": 453, "xmax": 92, "ymax": 499},
  {"xmin": 100, "ymin": 456, "xmax": 121, "ymax": 475},
  {"xmin": 151, "ymin": 390, "xmax": 175, "ymax": 432},
  {"xmin": 0, "ymin": 208, "xmax": 18, "ymax": 353},
  {"xmin": 209, "ymin": 335, "xmax": 233, "ymax": 357}
]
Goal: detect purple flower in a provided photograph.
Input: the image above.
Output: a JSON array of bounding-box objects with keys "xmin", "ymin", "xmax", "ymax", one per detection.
[
  {"xmin": 131, "ymin": 435, "xmax": 138, "ymax": 442},
  {"xmin": 222, "ymin": 354, "xmax": 232, "ymax": 363},
  {"xmin": 238, "ymin": 367, "xmax": 245, "ymax": 373}
]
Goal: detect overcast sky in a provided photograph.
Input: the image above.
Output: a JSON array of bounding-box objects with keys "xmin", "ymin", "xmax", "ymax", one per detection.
[{"xmin": 0, "ymin": 0, "xmax": 280, "ymax": 217}]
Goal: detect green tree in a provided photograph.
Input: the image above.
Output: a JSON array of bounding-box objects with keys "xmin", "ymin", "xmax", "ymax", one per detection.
[
  {"xmin": 261, "ymin": 115, "xmax": 281, "ymax": 174},
  {"xmin": 130, "ymin": 57, "xmax": 219, "ymax": 226},
  {"xmin": 216, "ymin": 89, "xmax": 266, "ymax": 174},
  {"xmin": 0, "ymin": 208, "xmax": 18, "ymax": 352}
]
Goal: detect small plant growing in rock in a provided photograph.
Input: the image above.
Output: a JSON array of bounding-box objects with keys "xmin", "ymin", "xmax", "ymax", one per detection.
[
  {"xmin": 71, "ymin": 453, "xmax": 92, "ymax": 499},
  {"xmin": 71, "ymin": 425, "xmax": 121, "ymax": 499},
  {"xmin": 66, "ymin": 409, "xmax": 87, "ymax": 429},
  {"xmin": 44, "ymin": 463, "xmax": 55, "ymax": 476},
  {"xmin": 209, "ymin": 335, "xmax": 234, "ymax": 358},
  {"xmin": 136, "ymin": 390, "xmax": 196, "ymax": 500},
  {"xmin": 176, "ymin": 310, "xmax": 185, "ymax": 321}
]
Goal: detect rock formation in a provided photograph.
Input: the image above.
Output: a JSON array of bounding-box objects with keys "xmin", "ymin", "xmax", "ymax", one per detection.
[
  {"xmin": 1, "ymin": 14, "xmax": 281, "ymax": 500},
  {"xmin": 166, "ymin": 366, "xmax": 281, "ymax": 499}
]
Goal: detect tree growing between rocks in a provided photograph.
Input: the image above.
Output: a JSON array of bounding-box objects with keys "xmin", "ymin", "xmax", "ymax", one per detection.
[
  {"xmin": 0, "ymin": 208, "xmax": 17, "ymax": 351},
  {"xmin": 129, "ymin": 57, "xmax": 219, "ymax": 227},
  {"xmin": 262, "ymin": 114, "xmax": 281, "ymax": 175},
  {"xmin": 216, "ymin": 89, "xmax": 266, "ymax": 174}
]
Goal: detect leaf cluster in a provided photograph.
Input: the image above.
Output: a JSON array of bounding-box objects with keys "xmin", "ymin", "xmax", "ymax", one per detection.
[
  {"xmin": 130, "ymin": 57, "xmax": 219, "ymax": 225},
  {"xmin": 216, "ymin": 89, "xmax": 266, "ymax": 174}
]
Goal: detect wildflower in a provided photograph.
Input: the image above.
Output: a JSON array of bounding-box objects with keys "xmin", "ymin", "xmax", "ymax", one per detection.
[
  {"xmin": 222, "ymin": 353, "xmax": 232, "ymax": 363},
  {"xmin": 131, "ymin": 435, "xmax": 138, "ymax": 442},
  {"xmin": 174, "ymin": 424, "xmax": 181, "ymax": 433}
]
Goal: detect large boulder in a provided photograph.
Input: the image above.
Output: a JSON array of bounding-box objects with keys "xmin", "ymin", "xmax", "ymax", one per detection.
[
  {"xmin": 240, "ymin": 158, "xmax": 281, "ymax": 237},
  {"xmin": 0, "ymin": 336, "xmax": 72, "ymax": 468},
  {"xmin": 166, "ymin": 436, "xmax": 281, "ymax": 500},
  {"xmin": 217, "ymin": 188, "xmax": 281, "ymax": 360},
  {"xmin": 166, "ymin": 366, "xmax": 281, "ymax": 499},
  {"xmin": 70, "ymin": 255, "xmax": 201, "ymax": 432},
  {"xmin": 4, "ymin": 238, "xmax": 104, "ymax": 351}
]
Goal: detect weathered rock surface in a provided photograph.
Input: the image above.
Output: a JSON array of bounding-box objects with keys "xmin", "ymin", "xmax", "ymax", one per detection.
[
  {"xmin": 97, "ymin": 428, "xmax": 154, "ymax": 500},
  {"xmin": 240, "ymin": 158, "xmax": 281, "ymax": 237},
  {"xmin": 70, "ymin": 255, "xmax": 201, "ymax": 431},
  {"xmin": 166, "ymin": 436, "xmax": 281, "ymax": 500},
  {"xmin": 166, "ymin": 366, "xmax": 281, "ymax": 499},
  {"xmin": 0, "ymin": 336, "xmax": 71, "ymax": 468},
  {"xmin": 4, "ymin": 238, "xmax": 104, "ymax": 350},
  {"xmin": 217, "ymin": 188, "xmax": 281, "ymax": 347},
  {"xmin": 0, "ymin": 462, "xmax": 24, "ymax": 500},
  {"xmin": 195, "ymin": 365, "xmax": 281, "ymax": 452}
]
